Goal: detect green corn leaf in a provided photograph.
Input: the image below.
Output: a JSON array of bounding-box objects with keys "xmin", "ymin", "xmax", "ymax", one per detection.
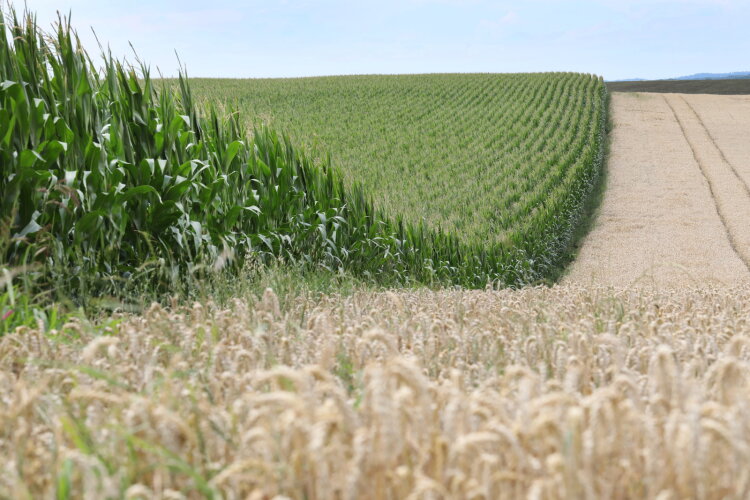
[
  {"xmin": 224, "ymin": 140, "xmax": 243, "ymax": 167},
  {"xmin": 256, "ymin": 158, "xmax": 271, "ymax": 177},
  {"xmin": 165, "ymin": 179, "xmax": 193, "ymax": 202},
  {"xmin": 42, "ymin": 140, "xmax": 68, "ymax": 165},
  {"xmin": 19, "ymin": 149, "xmax": 44, "ymax": 168},
  {"xmin": 75, "ymin": 210, "xmax": 106, "ymax": 235},
  {"xmin": 120, "ymin": 185, "xmax": 161, "ymax": 203},
  {"xmin": 75, "ymin": 74, "xmax": 92, "ymax": 97}
]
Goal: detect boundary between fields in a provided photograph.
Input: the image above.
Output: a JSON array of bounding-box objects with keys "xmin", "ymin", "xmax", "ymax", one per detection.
[{"xmin": 548, "ymin": 86, "xmax": 612, "ymax": 284}]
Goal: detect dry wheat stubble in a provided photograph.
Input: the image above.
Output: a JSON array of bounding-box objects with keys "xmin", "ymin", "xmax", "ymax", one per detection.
[{"xmin": 566, "ymin": 92, "xmax": 750, "ymax": 288}]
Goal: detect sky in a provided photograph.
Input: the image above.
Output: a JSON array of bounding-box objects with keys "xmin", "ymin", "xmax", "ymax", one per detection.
[{"xmin": 10, "ymin": 0, "xmax": 750, "ymax": 81}]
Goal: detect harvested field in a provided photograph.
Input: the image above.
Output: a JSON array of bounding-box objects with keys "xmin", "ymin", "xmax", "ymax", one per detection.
[
  {"xmin": 566, "ymin": 92, "xmax": 750, "ymax": 287},
  {"xmin": 4, "ymin": 285, "xmax": 750, "ymax": 498}
]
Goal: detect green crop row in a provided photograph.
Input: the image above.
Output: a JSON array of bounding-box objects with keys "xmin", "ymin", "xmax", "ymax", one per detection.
[
  {"xmin": 0, "ymin": 9, "xmax": 605, "ymax": 324},
  {"xmin": 189, "ymin": 73, "xmax": 606, "ymax": 249}
]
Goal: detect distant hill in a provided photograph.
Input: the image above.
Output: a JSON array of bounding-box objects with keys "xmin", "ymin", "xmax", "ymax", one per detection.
[
  {"xmin": 673, "ymin": 71, "xmax": 750, "ymax": 80},
  {"xmin": 610, "ymin": 72, "xmax": 750, "ymax": 83}
]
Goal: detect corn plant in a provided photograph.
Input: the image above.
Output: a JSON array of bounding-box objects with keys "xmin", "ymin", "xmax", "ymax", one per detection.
[
  {"xmin": 190, "ymin": 73, "xmax": 607, "ymax": 257},
  {"xmin": 0, "ymin": 7, "xmax": 606, "ymax": 315}
]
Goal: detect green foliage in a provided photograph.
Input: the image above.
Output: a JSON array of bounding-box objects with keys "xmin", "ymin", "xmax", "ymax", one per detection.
[
  {"xmin": 0, "ymin": 9, "xmax": 399, "ymax": 303},
  {"xmin": 0, "ymin": 280, "xmax": 67, "ymax": 334},
  {"xmin": 0, "ymin": 7, "xmax": 606, "ymax": 318},
  {"xmin": 190, "ymin": 74, "xmax": 607, "ymax": 249}
]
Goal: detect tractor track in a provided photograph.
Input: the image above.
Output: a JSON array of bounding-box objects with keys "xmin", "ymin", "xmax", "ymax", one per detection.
[
  {"xmin": 565, "ymin": 92, "xmax": 750, "ymax": 287},
  {"xmin": 663, "ymin": 95, "xmax": 750, "ymax": 273},
  {"xmin": 679, "ymin": 95, "xmax": 750, "ymax": 200}
]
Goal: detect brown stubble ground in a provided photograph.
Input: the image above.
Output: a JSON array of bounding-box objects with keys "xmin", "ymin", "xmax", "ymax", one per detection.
[{"xmin": 565, "ymin": 92, "xmax": 750, "ymax": 288}]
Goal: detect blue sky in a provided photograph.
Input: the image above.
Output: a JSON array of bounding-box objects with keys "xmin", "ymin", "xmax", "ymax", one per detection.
[{"xmin": 14, "ymin": 0, "xmax": 750, "ymax": 80}]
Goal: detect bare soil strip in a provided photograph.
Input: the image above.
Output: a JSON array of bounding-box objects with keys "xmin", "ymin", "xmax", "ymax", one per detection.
[{"xmin": 565, "ymin": 92, "xmax": 750, "ymax": 287}]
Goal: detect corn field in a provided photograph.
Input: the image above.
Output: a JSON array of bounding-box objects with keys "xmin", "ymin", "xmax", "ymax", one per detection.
[
  {"xmin": 4, "ymin": 285, "xmax": 750, "ymax": 498},
  {"xmin": 0, "ymin": 10, "xmax": 605, "ymax": 323},
  {"xmin": 190, "ymin": 73, "xmax": 606, "ymax": 248}
]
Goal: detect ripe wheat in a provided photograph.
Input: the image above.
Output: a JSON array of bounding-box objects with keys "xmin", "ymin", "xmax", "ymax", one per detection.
[{"xmin": 3, "ymin": 285, "xmax": 750, "ymax": 498}]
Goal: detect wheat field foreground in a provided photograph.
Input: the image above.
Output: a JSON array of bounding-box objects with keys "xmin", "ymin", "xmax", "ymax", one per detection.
[{"xmin": 3, "ymin": 286, "xmax": 750, "ymax": 499}]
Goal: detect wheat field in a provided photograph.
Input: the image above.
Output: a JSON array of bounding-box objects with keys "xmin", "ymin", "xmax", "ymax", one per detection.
[
  {"xmin": 3, "ymin": 285, "xmax": 750, "ymax": 499},
  {"xmin": 5, "ymin": 7, "xmax": 750, "ymax": 500}
]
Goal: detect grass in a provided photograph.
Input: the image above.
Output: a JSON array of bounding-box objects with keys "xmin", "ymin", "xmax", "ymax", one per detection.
[{"xmin": 5, "ymin": 284, "xmax": 750, "ymax": 498}]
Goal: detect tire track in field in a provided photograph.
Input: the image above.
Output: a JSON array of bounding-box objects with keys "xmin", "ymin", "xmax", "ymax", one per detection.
[
  {"xmin": 680, "ymin": 95, "xmax": 750, "ymax": 200},
  {"xmin": 565, "ymin": 92, "xmax": 750, "ymax": 287},
  {"xmin": 663, "ymin": 95, "xmax": 750, "ymax": 273}
]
